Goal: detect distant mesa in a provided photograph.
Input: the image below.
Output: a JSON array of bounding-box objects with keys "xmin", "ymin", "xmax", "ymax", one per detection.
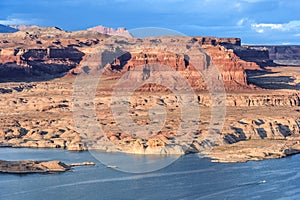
[
  {"xmin": 87, "ymin": 25, "xmax": 132, "ymax": 38},
  {"xmin": 244, "ymin": 45, "xmax": 300, "ymax": 66}
]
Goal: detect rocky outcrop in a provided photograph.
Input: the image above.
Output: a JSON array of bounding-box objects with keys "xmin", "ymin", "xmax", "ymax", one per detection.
[
  {"xmin": 0, "ymin": 160, "xmax": 71, "ymax": 173},
  {"xmin": 0, "ymin": 160, "xmax": 95, "ymax": 174},
  {"xmin": 208, "ymin": 139, "xmax": 300, "ymax": 163},
  {"xmin": 193, "ymin": 36, "xmax": 241, "ymax": 46},
  {"xmin": 0, "ymin": 47, "xmax": 84, "ymax": 78},
  {"xmin": 0, "ymin": 118, "xmax": 86, "ymax": 151},
  {"xmin": 89, "ymin": 132, "xmax": 187, "ymax": 155},
  {"xmin": 222, "ymin": 117, "xmax": 300, "ymax": 143},
  {"xmin": 0, "ymin": 81, "xmax": 86, "ymax": 151},
  {"xmin": 201, "ymin": 116, "xmax": 300, "ymax": 163}
]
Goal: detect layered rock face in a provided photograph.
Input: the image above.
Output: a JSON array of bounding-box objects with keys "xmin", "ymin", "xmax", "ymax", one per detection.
[
  {"xmin": 0, "ymin": 47, "xmax": 84, "ymax": 78},
  {"xmin": 0, "ymin": 27, "xmax": 258, "ymax": 90},
  {"xmin": 203, "ymin": 46, "xmax": 260, "ymax": 89},
  {"xmin": 106, "ymin": 49, "xmax": 209, "ymax": 91},
  {"xmin": 222, "ymin": 44, "xmax": 271, "ymax": 67},
  {"xmin": 107, "ymin": 49, "xmax": 254, "ymax": 91},
  {"xmin": 0, "ymin": 27, "xmax": 109, "ymax": 80},
  {"xmin": 189, "ymin": 93, "xmax": 300, "ymax": 107},
  {"xmin": 102, "ymin": 37, "xmax": 260, "ymax": 91},
  {"xmin": 192, "ymin": 36, "xmax": 241, "ymax": 46},
  {"xmin": 245, "ymin": 45, "xmax": 300, "ymax": 66},
  {"xmin": 223, "ymin": 117, "xmax": 300, "ymax": 143}
]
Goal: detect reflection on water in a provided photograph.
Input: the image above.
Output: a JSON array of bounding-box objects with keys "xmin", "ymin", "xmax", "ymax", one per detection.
[{"xmin": 89, "ymin": 150, "xmax": 181, "ymax": 173}]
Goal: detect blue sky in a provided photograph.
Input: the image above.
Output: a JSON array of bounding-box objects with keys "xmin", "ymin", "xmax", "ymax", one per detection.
[{"xmin": 0, "ymin": 0, "xmax": 299, "ymax": 44}]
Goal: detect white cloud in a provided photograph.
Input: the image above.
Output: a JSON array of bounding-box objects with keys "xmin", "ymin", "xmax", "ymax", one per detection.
[
  {"xmin": 256, "ymin": 29, "xmax": 264, "ymax": 33},
  {"xmin": 294, "ymin": 33, "xmax": 300, "ymax": 37},
  {"xmin": 252, "ymin": 23, "xmax": 284, "ymax": 30},
  {"xmin": 236, "ymin": 18, "xmax": 253, "ymax": 26},
  {"xmin": 236, "ymin": 19, "xmax": 245, "ymax": 26},
  {"xmin": 251, "ymin": 20, "xmax": 300, "ymax": 33},
  {"xmin": 0, "ymin": 17, "xmax": 35, "ymax": 25},
  {"xmin": 234, "ymin": 2, "xmax": 243, "ymax": 12},
  {"xmin": 287, "ymin": 21, "xmax": 300, "ymax": 29}
]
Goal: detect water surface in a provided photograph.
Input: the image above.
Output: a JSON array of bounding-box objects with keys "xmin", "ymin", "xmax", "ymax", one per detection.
[{"xmin": 0, "ymin": 147, "xmax": 299, "ymax": 200}]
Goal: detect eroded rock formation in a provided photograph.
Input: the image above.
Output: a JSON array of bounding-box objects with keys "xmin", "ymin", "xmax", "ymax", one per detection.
[
  {"xmin": 0, "ymin": 47, "xmax": 84, "ymax": 78},
  {"xmin": 0, "ymin": 27, "xmax": 300, "ymax": 163}
]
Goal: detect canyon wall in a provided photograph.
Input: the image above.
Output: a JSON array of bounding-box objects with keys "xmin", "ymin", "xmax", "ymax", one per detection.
[
  {"xmin": 0, "ymin": 47, "xmax": 84, "ymax": 78},
  {"xmin": 195, "ymin": 93, "xmax": 300, "ymax": 107},
  {"xmin": 104, "ymin": 37, "xmax": 260, "ymax": 91},
  {"xmin": 245, "ymin": 45, "xmax": 300, "ymax": 66},
  {"xmin": 0, "ymin": 27, "xmax": 284, "ymax": 90},
  {"xmin": 222, "ymin": 44, "xmax": 271, "ymax": 66},
  {"xmin": 0, "ymin": 27, "xmax": 108, "ymax": 80}
]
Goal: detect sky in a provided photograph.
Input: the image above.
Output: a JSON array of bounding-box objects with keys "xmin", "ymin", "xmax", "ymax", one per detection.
[{"xmin": 0, "ymin": 0, "xmax": 299, "ymax": 44}]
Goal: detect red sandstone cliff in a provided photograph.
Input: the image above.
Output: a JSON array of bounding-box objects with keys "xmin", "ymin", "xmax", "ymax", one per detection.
[
  {"xmin": 0, "ymin": 27, "xmax": 107, "ymax": 80},
  {"xmin": 104, "ymin": 37, "xmax": 260, "ymax": 90}
]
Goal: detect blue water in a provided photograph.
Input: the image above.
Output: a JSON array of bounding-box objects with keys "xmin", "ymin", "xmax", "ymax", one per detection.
[{"xmin": 0, "ymin": 147, "xmax": 300, "ymax": 200}]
